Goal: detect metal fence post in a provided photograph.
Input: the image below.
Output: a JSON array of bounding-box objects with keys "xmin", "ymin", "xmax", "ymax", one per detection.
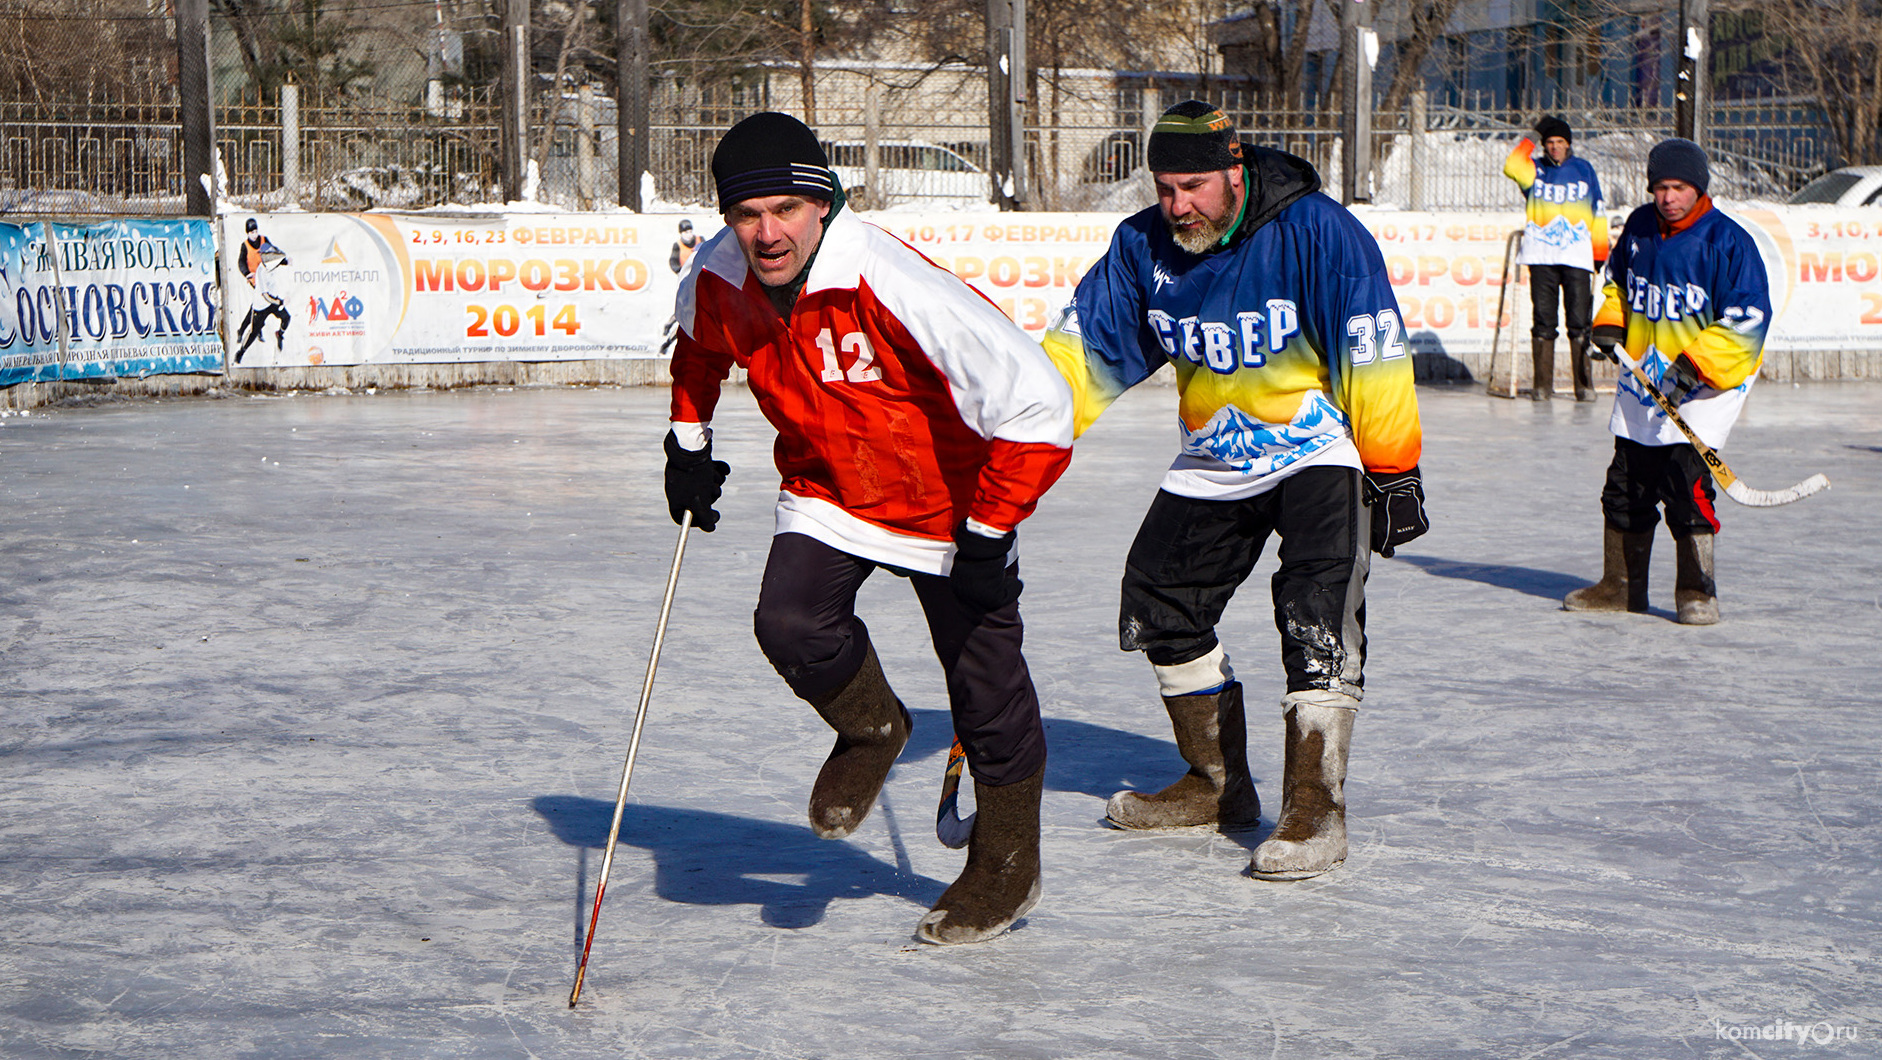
[
  {"xmin": 281, "ymin": 83, "xmax": 300, "ymax": 208},
  {"xmin": 177, "ymin": 0, "xmax": 215, "ymax": 215},
  {"xmin": 1408, "ymin": 89, "xmax": 1426, "ymax": 211},
  {"xmin": 864, "ymin": 81, "xmax": 880, "ymax": 207},
  {"xmin": 617, "ymin": 0, "xmax": 648, "ymax": 211},
  {"xmin": 577, "ymin": 83, "xmax": 595, "ymax": 209},
  {"xmin": 503, "ymin": 0, "xmax": 528, "ymax": 202}
]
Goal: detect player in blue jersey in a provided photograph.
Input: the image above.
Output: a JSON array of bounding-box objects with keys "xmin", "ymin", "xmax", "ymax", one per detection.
[
  {"xmin": 1504, "ymin": 117, "xmax": 1608, "ymax": 401},
  {"xmin": 1568, "ymin": 139, "xmax": 1771, "ymax": 625},
  {"xmin": 1042, "ymin": 101, "xmax": 1426, "ymax": 881}
]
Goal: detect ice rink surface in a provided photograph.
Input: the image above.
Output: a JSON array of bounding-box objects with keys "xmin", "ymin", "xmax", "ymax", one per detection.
[{"xmin": 3, "ymin": 379, "xmax": 1879, "ymax": 1059}]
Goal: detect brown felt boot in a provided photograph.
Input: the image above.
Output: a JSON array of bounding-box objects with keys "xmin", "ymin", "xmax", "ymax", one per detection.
[
  {"xmin": 916, "ymin": 764, "xmax": 1043, "ymax": 945},
  {"xmin": 1105, "ymin": 682, "xmax": 1261, "ymax": 832},
  {"xmin": 1570, "ymin": 332, "xmax": 1596, "ymax": 402},
  {"xmin": 805, "ymin": 645, "xmax": 911, "ymax": 839},
  {"xmin": 1250, "ymin": 693, "xmax": 1355, "ymax": 881},
  {"xmin": 1675, "ymin": 533, "xmax": 1720, "ymax": 625},
  {"xmin": 1530, "ymin": 337, "xmax": 1555, "ymax": 401},
  {"xmin": 1563, "ymin": 526, "xmax": 1653, "ymax": 613}
]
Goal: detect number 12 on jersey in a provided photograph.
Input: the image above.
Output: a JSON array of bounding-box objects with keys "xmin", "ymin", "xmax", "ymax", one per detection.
[{"xmin": 816, "ymin": 328, "xmax": 882, "ymax": 383}]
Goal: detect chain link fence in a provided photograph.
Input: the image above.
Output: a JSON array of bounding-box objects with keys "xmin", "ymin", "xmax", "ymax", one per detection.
[{"xmin": 0, "ymin": 5, "xmax": 1843, "ymax": 216}]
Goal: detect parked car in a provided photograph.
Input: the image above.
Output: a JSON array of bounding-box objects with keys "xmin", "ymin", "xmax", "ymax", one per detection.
[
  {"xmin": 823, "ymin": 140, "xmax": 988, "ymax": 209},
  {"xmin": 1787, "ymin": 166, "xmax": 1882, "ymax": 206}
]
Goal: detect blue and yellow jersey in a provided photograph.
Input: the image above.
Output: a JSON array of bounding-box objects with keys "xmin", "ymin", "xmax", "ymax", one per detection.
[
  {"xmin": 1595, "ymin": 199, "xmax": 1770, "ymax": 448},
  {"xmin": 1043, "ymin": 159, "xmax": 1420, "ymax": 500},
  {"xmin": 1504, "ymin": 139, "xmax": 1607, "ymax": 270}
]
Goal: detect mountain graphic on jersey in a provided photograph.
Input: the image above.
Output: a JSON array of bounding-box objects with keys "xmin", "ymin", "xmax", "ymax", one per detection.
[
  {"xmin": 1181, "ymin": 391, "xmax": 1344, "ymax": 476},
  {"xmin": 1530, "ymin": 215, "xmax": 1592, "ymax": 251}
]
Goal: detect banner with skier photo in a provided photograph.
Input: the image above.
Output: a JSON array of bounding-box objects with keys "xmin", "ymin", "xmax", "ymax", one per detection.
[
  {"xmin": 220, "ymin": 213, "xmax": 701, "ymax": 368},
  {"xmin": 0, "ymin": 218, "xmax": 221, "ymax": 388}
]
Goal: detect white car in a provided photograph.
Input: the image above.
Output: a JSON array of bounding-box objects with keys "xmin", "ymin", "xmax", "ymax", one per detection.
[
  {"xmin": 823, "ymin": 141, "xmax": 989, "ymax": 209},
  {"xmin": 1787, "ymin": 166, "xmax": 1882, "ymax": 206}
]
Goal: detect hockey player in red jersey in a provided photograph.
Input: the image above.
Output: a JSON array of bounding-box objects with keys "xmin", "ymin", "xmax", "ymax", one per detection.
[{"xmin": 664, "ymin": 113, "xmax": 1075, "ymax": 945}]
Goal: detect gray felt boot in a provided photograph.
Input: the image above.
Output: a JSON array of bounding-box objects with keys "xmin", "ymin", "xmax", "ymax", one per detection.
[
  {"xmin": 916, "ymin": 764, "xmax": 1043, "ymax": 945},
  {"xmin": 806, "ymin": 645, "xmax": 911, "ymax": 839},
  {"xmin": 1563, "ymin": 525, "xmax": 1653, "ymax": 613},
  {"xmin": 1250, "ymin": 693, "xmax": 1355, "ymax": 881},
  {"xmin": 1105, "ymin": 682, "xmax": 1261, "ymax": 832},
  {"xmin": 1675, "ymin": 533, "xmax": 1720, "ymax": 625},
  {"xmin": 1531, "ymin": 338, "xmax": 1555, "ymax": 401}
]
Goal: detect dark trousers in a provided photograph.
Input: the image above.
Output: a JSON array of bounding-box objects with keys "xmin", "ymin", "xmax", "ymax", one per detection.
[
  {"xmin": 1600, "ymin": 437, "xmax": 1721, "ymax": 536},
  {"xmin": 235, "ymin": 301, "xmax": 290, "ymax": 360},
  {"xmin": 1118, "ymin": 466, "xmax": 1369, "ymax": 698},
  {"xmin": 752, "ymin": 532, "xmax": 1045, "ymax": 786},
  {"xmin": 1528, "ymin": 264, "xmax": 1592, "ymax": 343}
]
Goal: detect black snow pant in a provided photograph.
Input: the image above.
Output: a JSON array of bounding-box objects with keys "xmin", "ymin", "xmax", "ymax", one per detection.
[
  {"xmin": 235, "ymin": 301, "xmax": 290, "ymax": 361},
  {"xmin": 1600, "ymin": 436, "xmax": 1721, "ymax": 537},
  {"xmin": 1118, "ymin": 465, "xmax": 1370, "ymax": 699},
  {"xmin": 752, "ymin": 532, "xmax": 1045, "ymax": 787},
  {"xmin": 1528, "ymin": 263, "xmax": 1592, "ymax": 343}
]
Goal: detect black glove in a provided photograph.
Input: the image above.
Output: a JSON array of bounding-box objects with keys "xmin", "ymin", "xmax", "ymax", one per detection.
[
  {"xmin": 949, "ymin": 522, "xmax": 1021, "ymax": 614},
  {"xmin": 1659, "ymin": 353, "xmax": 1704, "ymax": 405},
  {"xmin": 1364, "ymin": 468, "xmax": 1429, "ymax": 559},
  {"xmin": 1590, "ymin": 323, "xmax": 1625, "ymax": 363},
  {"xmin": 663, "ymin": 430, "xmax": 729, "ymax": 532}
]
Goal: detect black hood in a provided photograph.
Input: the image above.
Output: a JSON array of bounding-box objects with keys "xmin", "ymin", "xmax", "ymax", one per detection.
[{"xmin": 1226, "ymin": 143, "xmax": 1321, "ymax": 247}]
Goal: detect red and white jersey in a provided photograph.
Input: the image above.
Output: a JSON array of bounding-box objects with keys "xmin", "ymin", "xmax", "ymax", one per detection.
[{"xmin": 670, "ymin": 207, "xmax": 1075, "ymax": 575}]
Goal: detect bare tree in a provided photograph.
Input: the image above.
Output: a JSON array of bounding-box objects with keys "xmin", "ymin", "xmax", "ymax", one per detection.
[
  {"xmin": 1744, "ymin": 0, "xmax": 1882, "ymax": 165},
  {"xmin": 1378, "ymin": 0, "xmax": 1466, "ymax": 112}
]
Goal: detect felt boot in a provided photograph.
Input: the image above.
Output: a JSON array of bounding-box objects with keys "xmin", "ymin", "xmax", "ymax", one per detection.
[
  {"xmin": 1564, "ymin": 526, "xmax": 1653, "ymax": 613},
  {"xmin": 1105, "ymin": 682, "xmax": 1261, "ymax": 832},
  {"xmin": 1570, "ymin": 332, "xmax": 1596, "ymax": 402},
  {"xmin": 1531, "ymin": 337, "xmax": 1555, "ymax": 401},
  {"xmin": 916, "ymin": 764, "xmax": 1043, "ymax": 945},
  {"xmin": 1250, "ymin": 693, "xmax": 1355, "ymax": 881},
  {"xmin": 805, "ymin": 645, "xmax": 911, "ymax": 839},
  {"xmin": 1675, "ymin": 533, "xmax": 1720, "ymax": 625}
]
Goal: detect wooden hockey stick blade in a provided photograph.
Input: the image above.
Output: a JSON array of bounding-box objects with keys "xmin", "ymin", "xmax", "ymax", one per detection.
[
  {"xmin": 1617, "ymin": 353, "xmax": 1830, "ymax": 508},
  {"xmin": 935, "ymin": 737, "xmax": 974, "ymax": 849},
  {"xmin": 1722, "ymin": 473, "xmax": 1830, "ymax": 508}
]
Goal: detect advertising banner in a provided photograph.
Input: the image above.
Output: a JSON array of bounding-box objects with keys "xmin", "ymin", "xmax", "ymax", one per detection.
[
  {"xmin": 867, "ymin": 214, "xmax": 1117, "ymax": 336},
  {"xmin": 1348, "ymin": 206, "xmax": 1882, "ymax": 358},
  {"xmin": 221, "ymin": 212, "xmax": 714, "ymax": 368},
  {"xmin": 0, "ymin": 219, "xmax": 221, "ymax": 388},
  {"xmin": 211, "ymin": 204, "xmax": 1882, "ymax": 372}
]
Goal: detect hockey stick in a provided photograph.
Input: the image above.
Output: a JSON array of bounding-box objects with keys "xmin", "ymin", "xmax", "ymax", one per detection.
[
  {"xmin": 569, "ymin": 511, "xmax": 693, "ymax": 1008},
  {"xmin": 1488, "ymin": 228, "xmax": 1525, "ymax": 399},
  {"xmin": 934, "ymin": 737, "xmax": 974, "ymax": 849},
  {"xmin": 1615, "ymin": 353, "xmax": 1829, "ymax": 507}
]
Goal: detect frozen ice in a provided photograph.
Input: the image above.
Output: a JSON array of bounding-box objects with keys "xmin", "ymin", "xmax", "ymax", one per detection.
[{"xmin": 1, "ymin": 381, "xmax": 1879, "ymax": 1058}]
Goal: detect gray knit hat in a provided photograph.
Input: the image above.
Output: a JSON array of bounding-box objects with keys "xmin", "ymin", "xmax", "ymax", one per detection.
[{"xmin": 1647, "ymin": 138, "xmax": 1710, "ymax": 196}]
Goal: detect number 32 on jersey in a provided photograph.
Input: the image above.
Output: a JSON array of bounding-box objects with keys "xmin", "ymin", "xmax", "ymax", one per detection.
[
  {"xmin": 1345, "ymin": 309, "xmax": 1406, "ymax": 365},
  {"xmin": 816, "ymin": 327, "xmax": 882, "ymax": 384}
]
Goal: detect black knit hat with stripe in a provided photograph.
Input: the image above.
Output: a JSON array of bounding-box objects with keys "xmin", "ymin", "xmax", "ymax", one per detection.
[
  {"xmin": 712, "ymin": 112, "xmax": 836, "ymax": 207},
  {"xmin": 1146, "ymin": 100, "xmax": 1245, "ymax": 174}
]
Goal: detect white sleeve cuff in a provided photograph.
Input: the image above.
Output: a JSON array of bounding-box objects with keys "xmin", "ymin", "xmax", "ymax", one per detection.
[
  {"xmin": 669, "ymin": 421, "xmax": 712, "ymax": 451},
  {"xmin": 963, "ymin": 517, "xmax": 1009, "ymax": 538}
]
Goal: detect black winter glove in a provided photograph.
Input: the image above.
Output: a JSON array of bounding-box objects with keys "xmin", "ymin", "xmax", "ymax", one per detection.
[
  {"xmin": 663, "ymin": 430, "xmax": 730, "ymax": 532},
  {"xmin": 1590, "ymin": 323, "xmax": 1626, "ymax": 363},
  {"xmin": 949, "ymin": 522, "xmax": 1021, "ymax": 614},
  {"xmin": 1364, "ymin": 468, "xmax": 1429, "ymax": 559},
  {"xmin": 1659, "ymin": 353, "xmax": 1704, "ymax": 405}
]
